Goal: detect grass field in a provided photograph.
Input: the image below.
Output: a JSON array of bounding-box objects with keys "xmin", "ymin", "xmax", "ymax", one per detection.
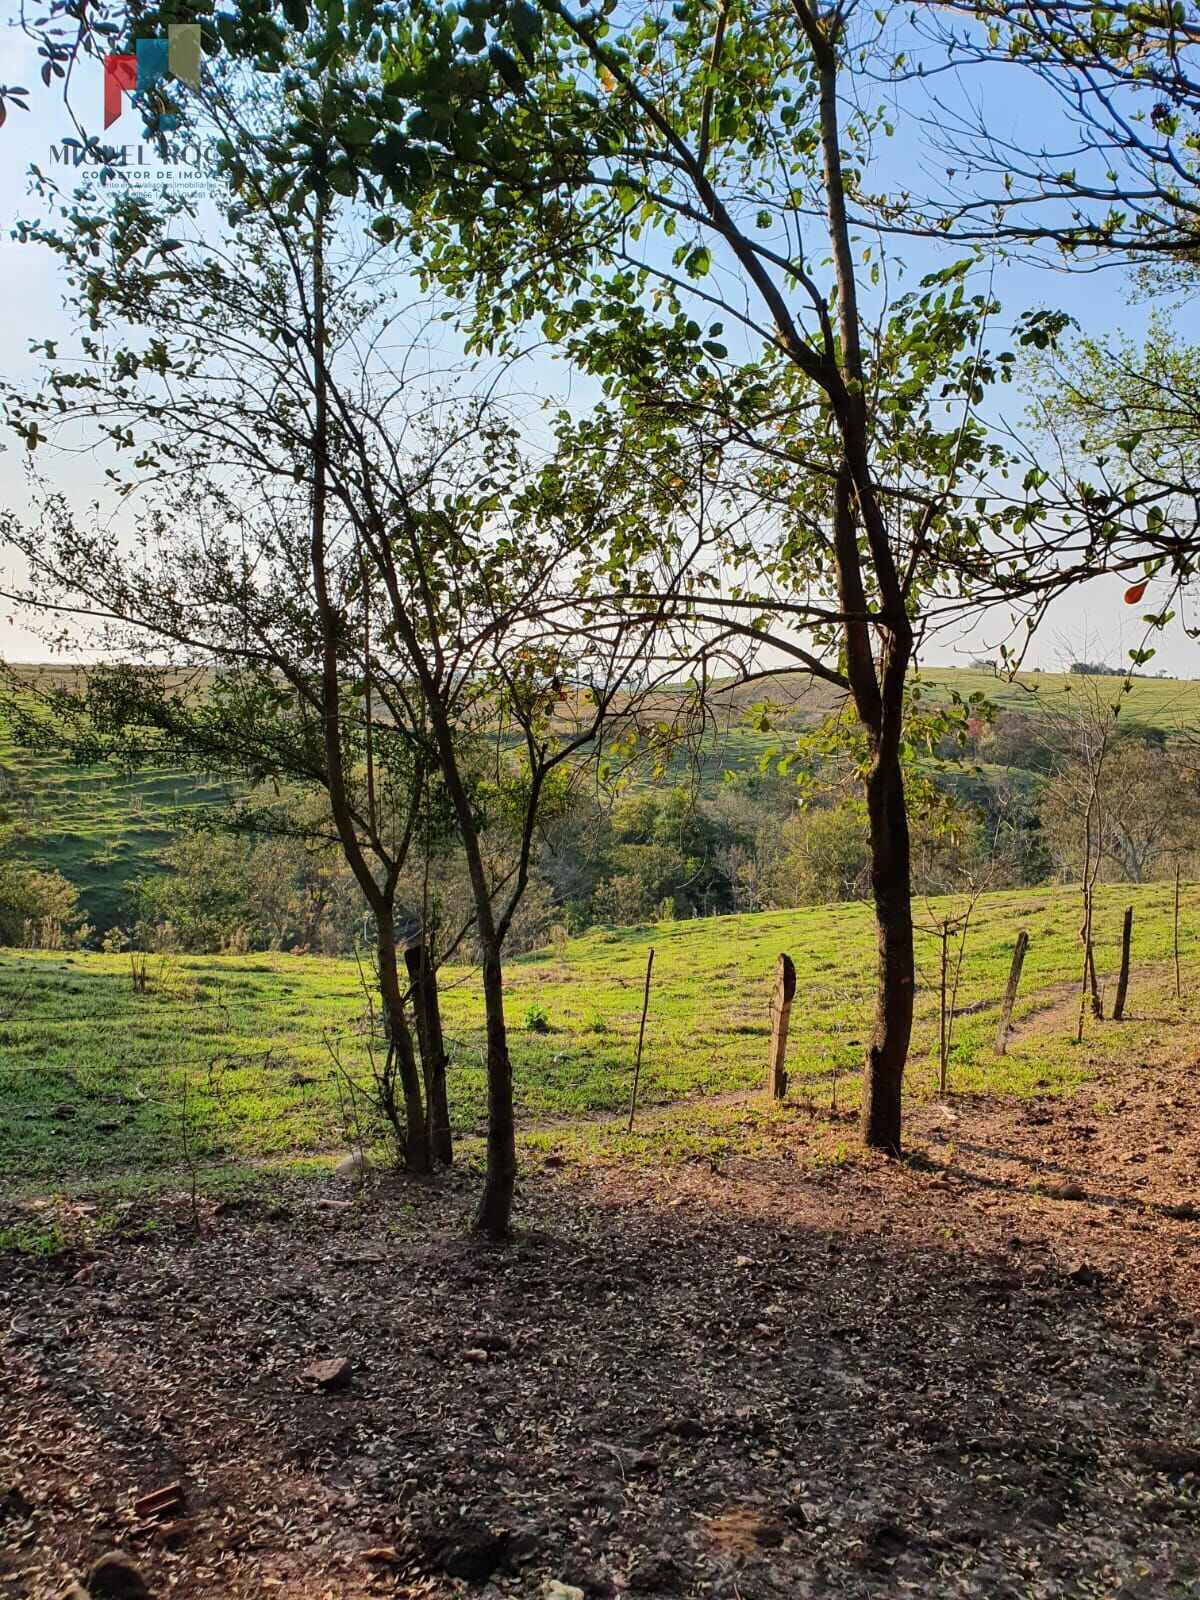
[
  {"xmin": 0, "ymin": 745, "xmax": 229, "ymax": 930},
  {"xmin": 2, "ymin": 878, "xmax": 1197, "ymax": 1191},
  {"xmin": 919, "ymin": 666, "xmax": 1200, "ymax": 727}
]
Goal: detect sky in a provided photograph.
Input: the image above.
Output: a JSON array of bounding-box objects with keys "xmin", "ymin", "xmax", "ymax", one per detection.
[{"xmin": 0, "ymin": 6, "xmax": 1197, "ymax": 679}]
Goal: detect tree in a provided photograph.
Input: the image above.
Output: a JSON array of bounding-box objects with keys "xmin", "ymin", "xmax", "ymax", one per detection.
[
  {"xmin": 13, "ymin": 0, "xmax": 1078, "ymax": 1160},
  {"xmin": 1029, "ymin": 671, "xmax": 1138, "ymax": 1031},
  {"xmin": 909, "ymin": 1, "xmax": 1200, "ymax": 266},
  {"xmin": 1025, "ymin": 317, "xmax": 1200, "ymax": 600},
  {"xmin": 898, "ymin": 4, "xmax": 1200, "ymax": 610},
  {"xmin": 1, "ymin": 139, "xmax": 469, "ymax": 1172},
  {"xmin": 1042, "ymin": 724, "xmax": 1200, "ymax": 885},
  {"xmin": 766, "ymin": 803, "xmax": 872, "ymax": 908},
  {"xmin": 357, "ymin": 0, "xmax": 1067, "ymax": 1154},
  {"xmin": 2, "ymin": 64, "xmax": 706, "ymax": 1230}
]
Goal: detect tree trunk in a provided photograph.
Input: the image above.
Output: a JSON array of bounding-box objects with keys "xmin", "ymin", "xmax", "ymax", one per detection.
[
  {"xmin": 1085, "ymin": 914, "xmax": 1103, "ymax": 1019},
  {"xmin": 378, "ymin": 932, "xmax": 431, "ymax": 1173},
  {"xmin": 860, "ymin": 755, "xmax": 914, "ymax": 1154},
  {"xmin": 405, "ymin": 938, "xmax": 453, "ymax": 1166},
  {"xmin": 473, "ymin": 943, "xmax": 516, "ymax": 1237}
]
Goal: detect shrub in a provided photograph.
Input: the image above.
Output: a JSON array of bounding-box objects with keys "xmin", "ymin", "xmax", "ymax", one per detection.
[{"xmin": 524, "ymin": 1002, "xmax": 551, "ymax": 1033}]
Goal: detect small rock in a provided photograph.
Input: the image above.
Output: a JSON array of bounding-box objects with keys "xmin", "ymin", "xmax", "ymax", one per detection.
[
  {"xmin": 502, "ymin": 1525, "xmax": 545, "ymax": 1569},
  {"xmin": 544, "ymin": 1585, "xmax": 585, "ymax": 1600},
  {"xmin": 335, "ymin": 1150, "xmax": 370, "ymax": 1180},
  {"xmin": 1047, "ymin": 1180, "xmax": 1086, "ymax": 1201},
  {"xmin": 300, "ymin": 1356, "xmax": 352, "ymax": 1391},
  {"xmin": 648, "ymin": 1416, "xmax": 706, "ymax": 1442},
  {"xmin": 420, "ymin": 1516, "xmax": 510, "ymax": 1581},
  {"xmin": 1133, "ymin": 1442, "xmax": 1200, "ymax": 1476},
  {"xmin": 0, "ymin": 1485, "xmax": 33, "ymax": 1522},
  {"xmin": 627, "ymin": 1548, "xmax": 684, "ymax": 1593},
  {"xmin": 1065, "ymin": 1260, "xmax": 1103, "ymax": 1286},
  {"xmin": 853, "ymin": 1518, "xmax": 910, "ymax": 1572},
  {"xmin": 50, "ymin": 1102, "xmax": 77, "ymax": 1121},
  {"xmin": 782, "ymin": 1498, "xmax": 808, "ymax": 1529},
  {"xmin": 60, "ymin": 1584, "xmax": 91, "ymax": 1600},
  {"xmin": 86, "ymin": 1552, "xmax": 152, "ymax": 1600}
]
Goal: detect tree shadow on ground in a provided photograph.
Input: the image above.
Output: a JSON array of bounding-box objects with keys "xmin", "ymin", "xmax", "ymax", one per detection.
[{"xmin": 2, "ymin": 1158, "xmax": 1198, "ymax": 1600}]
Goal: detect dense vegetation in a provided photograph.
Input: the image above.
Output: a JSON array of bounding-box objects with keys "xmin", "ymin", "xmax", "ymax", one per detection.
[{"xmin": 4, "ymin": 667, "xmax": 1198, "ymax": 955}]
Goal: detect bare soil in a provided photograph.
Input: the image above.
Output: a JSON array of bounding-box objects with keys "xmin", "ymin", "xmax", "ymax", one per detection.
[{"xmin": 3, "ymin": 1051, "xmax": 1200, "ymax": 1600}]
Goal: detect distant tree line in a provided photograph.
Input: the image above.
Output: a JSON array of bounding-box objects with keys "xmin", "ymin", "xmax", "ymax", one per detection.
[{"xmin": 12, "ymin": 699, "xmax": 1195, "ymax": 959}]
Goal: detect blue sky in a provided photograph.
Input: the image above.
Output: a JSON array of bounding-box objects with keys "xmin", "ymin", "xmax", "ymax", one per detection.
[{"xmin": 0, "ymin": 7, "xmax": 1196, "ymax": 677}]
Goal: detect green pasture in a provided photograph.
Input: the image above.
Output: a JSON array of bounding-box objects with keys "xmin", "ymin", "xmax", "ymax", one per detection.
[
  {"xmin": 1, "ymin": 879, "xmax": 1196, "ymax": 1189},
  {"xmin": 0, "ymin": 738, "xmax": 229, "ymax": 931}
]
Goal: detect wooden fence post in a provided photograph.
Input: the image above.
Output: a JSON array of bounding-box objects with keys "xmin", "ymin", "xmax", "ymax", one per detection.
[
  {"xmin": 1175, "ymin": 865, "xmax": 1182, "ymax": 1001},
  {"xmin": 1113, "ymin": 905, "xmax": 1133, "ymax": 1021},
  {"xmin": 994, "ymin": 930, "xmax": 1029, "ymax": 1057},
  {"xmin": 768, "ymin": 953, "xmax": 796, "ymax": 1101},
  {"xmin": 626, "ymin": 948, "xmax": 655, "ymax": 1133}
]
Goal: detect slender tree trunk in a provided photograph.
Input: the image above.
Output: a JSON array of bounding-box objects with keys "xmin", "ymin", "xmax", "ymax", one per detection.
[
  {"xmin": 405, "ymin": 938, "xmax": 453, "ymax": 1165},
  {"xmin": 378, "ymin": 928, "xmax": 431, "ymax": 1174},
  {"xmin": 398, "ymin": 692, "xmax": 517, "ymax": 1234},
  {"xmin": 300, "ymin": 892, "xmax": 327, "ymax": 952},
  {"xmin": 1081, "ymin": 883, "xmax": 1103, "ymax": 1022},
  {"xmin": 1175, "ymin": 864, "xmax": 1182, "ymax": 1000},
  {"xmin": 937, "ymin": 921, "xmax": 949, "ymax": 1098},
  {"xmin": 474, "ymin": 942, "xmax": 516, "ymax": 1237},
  {"xmin": 860, "ymin": 755, "xmax": 914, "ymax": 1153}
]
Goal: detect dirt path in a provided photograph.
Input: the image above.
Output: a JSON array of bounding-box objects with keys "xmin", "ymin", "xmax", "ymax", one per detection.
[{"xmin": 3, "ymin": 1053, "xmax": 1200, "ymax": 1600}]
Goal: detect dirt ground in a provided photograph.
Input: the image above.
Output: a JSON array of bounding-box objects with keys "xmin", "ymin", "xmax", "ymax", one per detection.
[{"xmin": 3, "ymin": 1052, "xmax": 1200, "ymax": 1600}]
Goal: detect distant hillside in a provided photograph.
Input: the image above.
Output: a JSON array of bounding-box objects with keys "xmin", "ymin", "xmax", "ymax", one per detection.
[
  {"xmin": 918, "ymin": 667, "xmax": 1200, "ymax": 730},
  {"xmin": 706, "ymin": 664, "xmax": 1200, "ymax": 732},
  {"xmin": 1, "ymin": 662, "xmax": 1197, "ymax": 931},
  {"xmin": 0, "ymin": 726, "xmax": 230, "ymax": 933}
]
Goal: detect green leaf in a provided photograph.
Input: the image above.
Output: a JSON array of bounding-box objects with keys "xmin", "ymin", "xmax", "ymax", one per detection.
[
  {"xmin": 684, "ymin": 244, "xmax": 711, "ymax": 278},
  {"xmin": 489, "ymin": 43, "xmax": 526, "ymax": 95}
]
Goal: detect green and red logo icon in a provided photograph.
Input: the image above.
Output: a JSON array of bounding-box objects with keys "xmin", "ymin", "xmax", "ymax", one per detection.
[{"xmin": 104, "ymin": 24, "xmax": 201, "ymax": 130}]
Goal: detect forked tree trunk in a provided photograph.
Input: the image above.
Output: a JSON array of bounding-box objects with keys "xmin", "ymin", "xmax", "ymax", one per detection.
[
  {"xmin": 405, "ymin": 938, "xmax": 453, "ymax": 1165},
  {"xmin": 860, "ymin": 754, "xmax": 914, "ymax": 1154},
  {"xmin": 474, "ymin": 944, "xmax": 516, "ymax": 1237},
  {"xmin": 378, "ymin": 932, "xmax": 432, "ymax": 1173},
  {"xmin": 309, "ymin": 206, "xmax": 431, "ymax": 1176},
  {"xmin": 384, "ymin": 653, "xmax": 518, "ymax": 1235}
]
